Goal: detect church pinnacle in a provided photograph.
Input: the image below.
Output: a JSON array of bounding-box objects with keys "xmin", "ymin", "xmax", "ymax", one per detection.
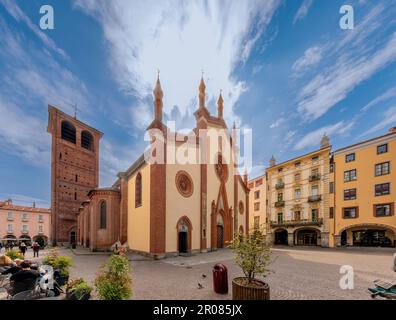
[
  {"xmin": 153, "ymin": 72, "xmax": 163, "ymax": 122},
  {"xmin": 217, "ymin": 91, "xmax": 224, "ymax": 118},
  {"xmin": 199, "ymin": 74, "xmax": 206, "ymax": 109}
]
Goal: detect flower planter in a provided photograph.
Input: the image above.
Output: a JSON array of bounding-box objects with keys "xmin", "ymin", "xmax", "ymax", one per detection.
[
  {"xmin": 232, "ymin": 277, "xmax": 270, "ymax": 300},
  {"xmin": 56, "ymin": 275, "xmax": 69, "ymax": 287},
  {"xmin": 66, "ymin": 291, "xmax": 91, "ymax": 300}
]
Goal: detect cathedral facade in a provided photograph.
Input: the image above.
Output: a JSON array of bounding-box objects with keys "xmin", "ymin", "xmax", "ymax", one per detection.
[{"xmin": 77, "ymin": 77, "xmax": 249, "ymax": 258}]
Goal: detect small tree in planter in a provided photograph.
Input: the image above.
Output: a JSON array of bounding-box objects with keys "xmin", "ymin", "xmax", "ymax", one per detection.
[
  {"xmin": 66, "ymin": 278, "xmax": 93, "ymax": 300},
  {"xmin": 94, "ymin": 254, "xmax": 132, "ymax": 300},
  {"xmin": 42, "ymin": 249, "xmax": 73, "ymax": 286},
  {"xmin": 228, "ymin": 229, "xmax": 271, "ymax": 300}
]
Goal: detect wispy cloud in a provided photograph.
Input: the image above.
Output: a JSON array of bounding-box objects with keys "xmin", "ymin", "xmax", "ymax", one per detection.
[
  {"xmin": 361, "ymin": 85, "xmax": 396, "ymax": 112},
  {"xmin": 360, "ymin": 105, "xmax": 396, "ymax": 136},
  {"xmin": 294, "ymin": 121, "xmax": 354, "ymax": 150},
  {"xmin": 74, "ymin": 0, "xmax": 280, "ymax": 128},
  {"xmin": 0, "ymin": 97, "xmax": 50, "ymax": 165},
  {"xmin": 292, "ymin": 46, "xmax": 323, "ymax": 75},
  {"xmin": 0, "ymin": 0, "xmax": 68, "ymax": 59},
  {"xmin": 293, "ymin": 0, "xmax": 314, "ymax": 24},
  {"xmin": 293, "ymin": 3, "xmax": 396, "ymax": 122},
  {"xmin": 269, "ymin": 118, "xmax": 285, "ymax": 129}
]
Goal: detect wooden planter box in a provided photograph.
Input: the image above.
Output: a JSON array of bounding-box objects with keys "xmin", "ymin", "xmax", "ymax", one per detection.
[{"xmin": 232, "ymin": 277, "xmax": 270, "ymax": 300}]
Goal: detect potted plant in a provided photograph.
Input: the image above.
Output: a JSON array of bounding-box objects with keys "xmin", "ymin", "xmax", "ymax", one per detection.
[
  {"xmin": 66, "ymin": 278, "xmax": 92, "ymax": 300},
  {"xmin": 5, "ymin": 249, "xmax": 24, "ymax": 260},
  {"xmin": 94, "ymin": 254, "xmax": 132, "ymax": 300},
  {"xmin": 228, "ymin": 229, "xmax": 271, "ymax": 300},
  {"xmin": 42, "ymin": 249, "xmax": 73, "ymax": 286}
]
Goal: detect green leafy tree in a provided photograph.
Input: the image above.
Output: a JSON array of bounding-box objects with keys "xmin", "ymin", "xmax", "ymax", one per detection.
[
  {"xmin": 95, "ymin": 254, "xmax": 132, "ymax": 300},
  {"xmin": 228, "ymin": 229, "xmax": 271, "ymax": 284}
]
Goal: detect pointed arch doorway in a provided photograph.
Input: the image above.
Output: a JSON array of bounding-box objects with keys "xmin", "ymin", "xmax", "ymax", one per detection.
[
  {"xmin": 177, "ymin": 216, "xmax": 192, "ymax": 255},
  {"xmin": 216, "ymin": 212, "xmax": 225, "ymax": 248}
]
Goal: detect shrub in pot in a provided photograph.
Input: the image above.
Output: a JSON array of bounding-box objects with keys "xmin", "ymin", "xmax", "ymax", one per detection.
[
  {"xmin": 94, "ymin": 254, "xmax": 132, "ymax": 300},
  {"xmin": 66, "ymin": 278, "xmax": 92, "ymax": 300},
  {"xmin": 5, "ymin": 249, "xmax": 24, "ymax": 261},
  {"xmin": 228, "ymin": 229, "xmax": 271, "ymax": 300},
  {"xmin": 42, "ymin": 249, "xmax": 73, "ymax": 286}
]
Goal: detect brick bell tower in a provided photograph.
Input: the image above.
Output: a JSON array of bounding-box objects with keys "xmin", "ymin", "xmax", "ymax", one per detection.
[{"xmin": 47, "ymin": 105, "xmax": 102, "ymax": 245}]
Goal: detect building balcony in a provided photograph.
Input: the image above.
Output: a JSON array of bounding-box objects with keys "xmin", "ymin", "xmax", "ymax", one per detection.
[
  {"xmin": 21, "ymin": 230, "xmax": 29, "ymax": 235},
  {"xmin": 308, "ymin": 195, "xmax": 322, "ymax": 202},
  {"xmin": 275, "ymin": 200, "xmax": 285, "ymax": 207},
  {"xmin": 6, "ymin": 230, "xmax": 14, "ymax": 235},
  {"xmin": 38, "ymin": 230, "xmax": 44, "ymax": 235},
  {"xmin": 270, "ymin": 218, "xmax": 323, "ymax": 228},
  {"xmin": 22, "ymin": 218, "xmax": 29, "ymax": 222},
  {"xmin": 275, "ymin": 182, "xmax": 285, "ymax": 190},
  {"xmin": 39, "ymin": 220, "xmax": 44, "ymax": 223},
  {"xmin": 7, "ymin": 217, "xmax": 14, "ymax": 221},
  {"xmin": 309, "ymin": 174, "xmax": 321, "ymax": 182}
]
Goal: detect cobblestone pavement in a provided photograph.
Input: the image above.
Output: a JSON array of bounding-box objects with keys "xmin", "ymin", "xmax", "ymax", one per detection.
[{"xmin": 1, "ymin": 246, "xmax": 395, "ymax": 300}]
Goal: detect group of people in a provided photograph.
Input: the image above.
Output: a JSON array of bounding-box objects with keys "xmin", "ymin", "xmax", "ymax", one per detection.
[
  {"xmin": 0, "ymin": 257, "xmax": 40, "ymax": 296},
  {"xmin": 0, "ymin": 242, "xmax": 41, "ymax": 258}
]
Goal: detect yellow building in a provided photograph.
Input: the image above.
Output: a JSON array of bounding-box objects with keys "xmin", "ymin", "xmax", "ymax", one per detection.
[
  {"xmin": 78, "ymin": 77, "xmax": 249, "ymax": 257},
  {"xmin": 248, "ymin": 175, "xmax": 267, "ymax": 234},
  {"xmin": 330, "ymin": 128, "xmax": 396, "ymax": 248},
  {"xmin": 266, "ymin": 135, "xmax": 332, "ymax": 247}
]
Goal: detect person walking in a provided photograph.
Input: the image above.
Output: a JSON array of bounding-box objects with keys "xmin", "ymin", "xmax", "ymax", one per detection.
[
  {"xmin": 19, "ymin": 242, "xmax": 27, "ymax": 257},
  {"xmin": 32, "ymin": 242, "xmax": 40, "ymax": 258}
]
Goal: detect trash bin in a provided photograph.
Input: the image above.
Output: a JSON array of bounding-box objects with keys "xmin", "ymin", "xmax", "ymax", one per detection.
[{"xmin": 213, "ymin": 263, "xmax": 228, "ymax": 294}]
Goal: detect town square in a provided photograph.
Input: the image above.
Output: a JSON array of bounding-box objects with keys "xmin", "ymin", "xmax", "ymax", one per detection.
[{"xmin": 1, "ymin": 0, "xmax": 396, "ymax": 304}]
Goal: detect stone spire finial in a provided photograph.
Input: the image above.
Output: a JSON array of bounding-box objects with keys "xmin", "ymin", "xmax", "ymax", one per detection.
[
  {"xmin": 217, "ymin": 90, "xmax": 224, "ymax": 118},
  {"xmin": 199, "ymin": 75, "xmax": 206, "ymax": 109},
  {"xmin": 153, "ymin": 74, "xmax": 163, "ymax": 122},
  {"xmin": 243, "ymin": 168, "xmax": 248, "ymax": 186},
  {"xmin": 269, "ymin": 155, "xmax": 276, "ymax": 167},
  {"xmin": 320, "ymin": 132, "xmax": 330, "ymax": 148}
]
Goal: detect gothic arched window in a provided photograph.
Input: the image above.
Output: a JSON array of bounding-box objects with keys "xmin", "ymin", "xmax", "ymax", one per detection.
[
  {"xmin": 81, "ymin": 130, "xmax": 94, "ymax": 151},
  {"xmin": 135, "ymin": 173, "xmax": 142, "ymax": 208},
  {"xmin": 100, "ymin": 201, "xmax": 107, "ymax": 229},
  {"xmin": 61, "ymin": 121, "xmax": 76, "ymax": 144}
]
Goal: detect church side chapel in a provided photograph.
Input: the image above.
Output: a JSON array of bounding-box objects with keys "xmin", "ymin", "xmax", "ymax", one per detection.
[{"xmin": 77, "ymin": 76, "xmax": 249, "ymax": 258}]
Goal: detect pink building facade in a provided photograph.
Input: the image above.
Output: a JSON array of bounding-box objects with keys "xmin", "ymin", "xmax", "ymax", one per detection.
[{"xmin": 0, "ymin": 199, "xmax": 51, "ymax": 245}]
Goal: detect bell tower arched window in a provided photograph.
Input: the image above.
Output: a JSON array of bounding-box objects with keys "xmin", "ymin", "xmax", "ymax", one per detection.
[
  {"xmin": 81, "ymin": 130, "xmax": 94, "ymax": 151},
  {"xmin": 61, "ymin": 121, "xmax": 76, "ymax": 144},
  {"xmin": 135, "ymin": 173, "xmax": 142, "ymax": 208},
  {"xmin": 100, "ymin": 201, "xmax": 107, "ymax": 229}
]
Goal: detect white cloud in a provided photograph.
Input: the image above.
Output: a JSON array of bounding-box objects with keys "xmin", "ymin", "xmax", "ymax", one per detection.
[
  {"xmin": 361, "ymin": 106, "xmax": 396, "ymax": 136},
  {"xmin": 0, "ymin": 97, "xmax": 50, "ymax": 165},
  {"xmin": 361, "ymin": 86, "xmax": 396, "ymax": 112},
  {"xmin": 297, "ymin": 31, "xmax": 396, "ymax": 121},
  {"xmin": 292, "ymin": 46, "xmax": 323, "ymax": 74},
  {"xmin": 293, "ymin": 0, "xmax": 314, "ymax": 24},
  {"xmin": 294, "ymin": 121, "xmax": 354, "ymax": 150},
  {"xmin": 0, "ymin": 0, "xmax": 68, "ymax": 59},
  {"xmin": 269, "ymin": 118, "xmax": 285, "ymax": 129},
  {"xmin": 74, "ymin": 0, "xmax": 280, "ymax": 128}
]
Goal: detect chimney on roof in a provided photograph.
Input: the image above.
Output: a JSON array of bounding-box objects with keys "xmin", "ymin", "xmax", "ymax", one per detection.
[
  {"xmin": 389, "ymin": 127, "xmax": 396, "ymax": 134},
  {"xmin": 6, "ymin": 198, "xmax": 12, "ymax": 205}
]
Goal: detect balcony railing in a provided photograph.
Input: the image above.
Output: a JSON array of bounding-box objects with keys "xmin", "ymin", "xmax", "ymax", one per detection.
[
  {"xmin": 22, "ymin": 218, "xmax": 29, "ymax": 222},
  {"xmin": 270, "ymin": 218, "xmax": 323, "ymax": 228},
  {"xmin": 275, "ymin": 182, "xmax": 285, "ymax": 190},
  {"xmin": 21, "ymin": 230, "xmax": 29, "ymax": 235},
  {"xmin": 275, "ymin": 200, "xmax": 285, "ymax": 207},
  {"xmin": 308, "ymin": 195, "xmax": 322, "ymax": 202},
  {"xmin": 309, "ymin": 174, "xmax": 321, "ymax": 182},
  {"xmin": 7, "ymin": 217, "xmax": 14, "ymax": 221}
]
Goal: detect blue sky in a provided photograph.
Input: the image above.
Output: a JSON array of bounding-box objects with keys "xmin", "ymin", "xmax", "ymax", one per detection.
[{"xmin": 0, "ymin": 0, "xmax": 396, "ymax": 208}]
